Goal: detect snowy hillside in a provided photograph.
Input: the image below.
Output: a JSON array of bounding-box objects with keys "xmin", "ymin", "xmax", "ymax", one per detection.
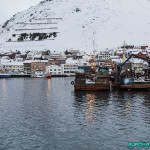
[{"xmin": 0, "ymin": 0, "xmax": 150, "ymax": 52}]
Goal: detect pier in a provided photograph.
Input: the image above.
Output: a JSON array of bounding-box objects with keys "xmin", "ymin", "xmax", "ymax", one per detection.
[{"xmin": 11, "ymin": 74, "xmax": 31, "ymax": 77}]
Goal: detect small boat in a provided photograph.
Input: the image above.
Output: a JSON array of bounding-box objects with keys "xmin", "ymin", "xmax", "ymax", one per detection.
[
  {"xmin": 45, "ymin": 73, "xmax": 51, "ymax": 79},
  {"xmin": 36, "ymin": 74, "xmax": 45, "ymax": 78},
  {"xmin": 31, "ymin": 70, "xmax": 45, "ymax": 78},
  {"xmin": 0, "ymin": 74, "xmax": 11, "ymax": 78}
]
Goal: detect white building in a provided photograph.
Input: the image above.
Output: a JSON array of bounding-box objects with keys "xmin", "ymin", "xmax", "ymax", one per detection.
[
  {"xmin": 26, "ymin": 52, "xmax": 34, "ymax": 60},
  {"xmin": 15, "ymin": 58, "xmax": 23, "ymax": 62},
  {"xmin": 61, "ymin": 64, "xmax": 78, "ymax": 75},
  {"xmin": 1, "ymin": 61, "xmax": 24, "ymax": 72},
  {"xmin": 50, "ymin": 51, "xmax": 62, "ymax": 59},
  {"xmin": 11, "ymin": 62, "xmax": 24, "ymax": 72},
  {"xmin": 2, "ymin": 62, "xmax": 12, "ymax": 71},
  {"xmin": 46, "ymin": 58, "xmax": 79, "ymax": 75},
  {"xmin": 61, "ymin": 58, "xmax": 78, "ymax": 75},
  {"xmin": 101, "ymin": 51, "xmax": 112, "ymax": 60},
  {"xmin": 46, "ymin": 65, "xmax": 62, "ymax": 75}
]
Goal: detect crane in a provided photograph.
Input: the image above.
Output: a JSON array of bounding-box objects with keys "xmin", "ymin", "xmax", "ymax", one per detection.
[{"xmin": 115, "ymin": 54, "xmax": 150, "ymax": 82}]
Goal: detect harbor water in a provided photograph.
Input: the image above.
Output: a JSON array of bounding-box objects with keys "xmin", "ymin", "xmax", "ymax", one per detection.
[{"xmin": 0, "ymin": 77, "xmax": 150, "ymax": 150}]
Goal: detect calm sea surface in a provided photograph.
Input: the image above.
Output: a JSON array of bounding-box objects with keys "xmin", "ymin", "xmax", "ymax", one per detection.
[{"xmin": 0, "ymin": 77, "xmax": 150, "ymax": 150}]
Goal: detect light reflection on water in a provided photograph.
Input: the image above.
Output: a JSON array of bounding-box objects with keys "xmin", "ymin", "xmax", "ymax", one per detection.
[
  {"xmin": 0, "ymin": 77, "xmax": 150, "ymax": 150},
  {"xmin": 2, "ymin": 78, "xmax": 7, "ymax": 99},
  {"xmin": 47, "ymin": 79, "xmax": 51, "ymax": 101}
]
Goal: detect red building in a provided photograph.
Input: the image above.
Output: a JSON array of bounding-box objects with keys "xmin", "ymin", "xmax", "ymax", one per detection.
[
  {"xmin": 0, "ymin": 52, "xmax": 16, "ymax": 59},
  {"xmin": 141, "ymin": 46, "xmax": 148, "ymax": 50},
  {"xmin": 136, "ymin": 52, "xmax": 148, "ymax": 59}
]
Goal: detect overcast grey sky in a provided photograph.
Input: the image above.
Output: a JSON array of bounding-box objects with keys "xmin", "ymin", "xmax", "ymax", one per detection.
[{"xmin": 0, "ymin": 0, "xmax": 42, "ymax": 24}]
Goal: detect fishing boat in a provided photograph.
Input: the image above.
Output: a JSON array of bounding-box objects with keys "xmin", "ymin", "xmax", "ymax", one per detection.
[
  {"xmin": 119, "ymin": 78, "xmax": 150, "ymax": 90},
  {"xmin": 45, "ymin": 73, "xmax": 51, "ymax": 79},
  {"xmin": 73, "ymin": 66, "xmax": 110, "ymax": 91}
]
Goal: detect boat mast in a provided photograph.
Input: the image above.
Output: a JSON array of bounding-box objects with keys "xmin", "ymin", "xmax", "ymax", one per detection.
[
  {"xmin": 123, "ymin": 41, "xmax": 126, "ymax": 63},
  {"xmin": 93, "ymin": 40, "xmax": 96, "ymax": 67}
]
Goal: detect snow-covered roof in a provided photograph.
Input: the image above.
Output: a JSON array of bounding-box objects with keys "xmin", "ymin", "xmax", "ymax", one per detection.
[
  {"xmin": 51, "ymin": 51, "xmax": 61, "ymax": 55},
  {"xmin": 110, "ymin": 56, "xmax": 119, "ymax": 59},
  {"xmin": 116, "ymin": 51, "xmax": 123, "ymax": 54},
  {"xmin": 2, "ymin": 61, "xmax": 24, "ymax": 66},
  {"xmin": 23, "ymin": 60, "xmax": 34, "ymax": 63},
  {"xmin": 132, "ymin": 51, "xmax": 139, "ymax": 55},
  {"xmin": 112, "ymin": 58, "xmax": 123, "ymax": 63},
  {"xmin": 129, "ymin": 58, "xmax": 145, "ymax": 63},
  {"xmin": 1, "ymin": 56, "xmax": 10, "ymax": 60},
  {"xmin": 66, "ymin": 58, "xmax": 78, "ymax": 64},
  {"xmin": 32, "ymin": 60, "xmax": 49, "ymax": 63}
]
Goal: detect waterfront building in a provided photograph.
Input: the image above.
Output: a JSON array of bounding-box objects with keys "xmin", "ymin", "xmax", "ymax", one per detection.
[
  {"xmin": 46, "ymin": 65, "xmax": 62, "ymax": 75},
  {"xmin": 61, "ymin": 58, "xmax": 78, "ymax": 75},
  {"xmin": 11, "ymin": 62, "xmax": 24, "ymax": 73},
  {"xmin": 2, "ymin": 61, "xmax": 24, "ymax": 73},
  {"xmin": 23, "ymin": 60, "xmax": 33, "ymax": 74},
  {"xmin": 1, "ymin": 62, "xmax": 12, "ymax": 71},
  {"xmin": 31, "ymin": 60, "xmax": 50, "ymax": 72}
]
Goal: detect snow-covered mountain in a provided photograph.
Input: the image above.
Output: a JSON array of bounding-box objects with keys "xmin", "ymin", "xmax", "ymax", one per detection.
[{"xmin": 0, "ymin": 0, "xmax": 150, "ymax": 52}]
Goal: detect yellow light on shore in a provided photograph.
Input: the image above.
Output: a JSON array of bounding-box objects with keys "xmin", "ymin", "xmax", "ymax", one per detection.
[{"xmin": 127, "ymin": 68, "xmax": 130, "ymax": 72}]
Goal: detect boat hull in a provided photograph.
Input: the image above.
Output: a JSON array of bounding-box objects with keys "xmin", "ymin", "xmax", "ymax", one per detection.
[
  {"xmin": 45, "ymin": 73, "xmax": 51, "ymax": 79},
  {"xmin": 46, "ymin": 74, "xmax": 51, "ymax": 79},
  {"xmin": 119, "ymin": 84, "xmax": 150, "ymax": 89},
  {"xmin": 74, "ymin": 83, "xmax": 110, "ymax": 91},
  {"xmin": 119, "ymin": 78, "xmax": 150, "ymax": 90},
  {"xmin": 0, "ymin": 74, "xmax": 11, "ymax": 78}
]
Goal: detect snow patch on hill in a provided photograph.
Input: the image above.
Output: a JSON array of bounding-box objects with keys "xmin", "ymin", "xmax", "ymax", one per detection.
[{"xmin": 0, "ymin": 0, "xmax": 150, "ymax": 52}]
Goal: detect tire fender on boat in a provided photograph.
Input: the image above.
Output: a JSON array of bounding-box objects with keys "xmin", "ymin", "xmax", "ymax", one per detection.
[{"xmin": 71, "ymin": 81, "xmax": 74, "ymax": 85}]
